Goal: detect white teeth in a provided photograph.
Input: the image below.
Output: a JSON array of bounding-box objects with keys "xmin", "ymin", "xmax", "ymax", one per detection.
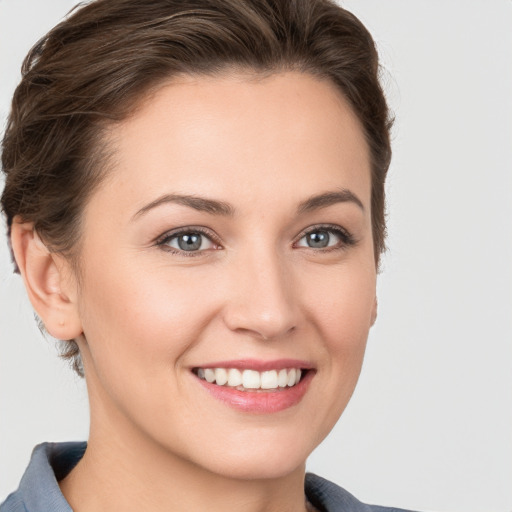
[
  {"xmin": 260, "ymin": 370, "xmax": 278, "ymax": 389},
  {"xmin": 242, "ymin": 369, "xmax": 261, "ymax": 389},
  {"xmin": 214, "ymin": 368, "xmax": 228, "ymax": 386},
  {"xmin": 197, "ymin": 367, "xmax": 304, "ymax": 390},
  {"xmin": 227, "ymin": 368, "xmax": 243, "ymax": 387},
  {"xmin": 287, "ymin": 368, "xmax": 297, "ymax": 387}
]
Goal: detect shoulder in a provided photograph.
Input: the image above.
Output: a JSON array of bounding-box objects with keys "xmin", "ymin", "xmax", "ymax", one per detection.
[
  {"xmin": 0, "ymin": 442, "xmax": 86, "ymax": 512},
  {"xmin": 0, "ymin": 494, "xmax": 26, "ymax": 512},
  {"xmin": 305, "ymin": 473, "xmax": 418, "ymax": 512}
]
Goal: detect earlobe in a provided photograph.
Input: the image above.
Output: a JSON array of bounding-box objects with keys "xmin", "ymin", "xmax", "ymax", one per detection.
[{"xmin": 10, "ymin": 219, "xmax": 83, "ymax": 340}]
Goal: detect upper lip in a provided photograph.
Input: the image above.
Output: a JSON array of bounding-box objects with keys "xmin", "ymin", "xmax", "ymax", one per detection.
[{"xmin": 191, "ymin": 358, "xmax": 314, "ymax": 371}]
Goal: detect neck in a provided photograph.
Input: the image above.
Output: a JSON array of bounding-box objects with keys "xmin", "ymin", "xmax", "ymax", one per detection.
[{"xmin": 60, "ymin": 412, "xmax": 310, "ymax": 512}]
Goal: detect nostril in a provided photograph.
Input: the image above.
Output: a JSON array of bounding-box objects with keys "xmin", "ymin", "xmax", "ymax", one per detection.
[
  {"xmin": 221, "ymin": 273, "xmax": 299, "ymax": 340},
  {"xmin": 232, "ymin": 324, "xmax": 296, "ymax": 343}
]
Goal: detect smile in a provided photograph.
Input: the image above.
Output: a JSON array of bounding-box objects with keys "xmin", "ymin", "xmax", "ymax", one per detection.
[
  {"xmin": 195, "ymin": 367, "xmax": 303, "ymax": 391},
  {"xmin": 192, "ymin": 360, "xmax": 314, "ymax": 413}
]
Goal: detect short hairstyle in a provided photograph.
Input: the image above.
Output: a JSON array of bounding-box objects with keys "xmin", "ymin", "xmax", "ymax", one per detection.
[{"xmin": 1, "ymin": 0, "xmax": 393, "ymax": 375}]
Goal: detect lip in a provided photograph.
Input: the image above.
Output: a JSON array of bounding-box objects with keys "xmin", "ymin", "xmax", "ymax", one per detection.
[
  {"xmin": 193, "ymin": 358, "xmax": 314, "ymax": 371},
  {"xmin": 191, "ymin": 359, "xmax": 315, "ymax": 414}
]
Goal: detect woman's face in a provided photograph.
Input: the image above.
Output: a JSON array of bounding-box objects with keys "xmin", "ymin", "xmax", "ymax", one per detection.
[{"xmin": 72, "ymin": 72, "xmax": 377, "ymax": 479}]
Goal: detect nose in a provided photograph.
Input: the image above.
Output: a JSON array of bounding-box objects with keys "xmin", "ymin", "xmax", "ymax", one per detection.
[{"xmin": 222, "ymin": 248, "xmax": 299, "ymax": 341}]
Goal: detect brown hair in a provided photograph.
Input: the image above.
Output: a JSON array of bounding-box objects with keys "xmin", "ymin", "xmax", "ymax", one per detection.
[{"xmin": 1, "ymin": 0, "xmax": 393, "ymax": 376}]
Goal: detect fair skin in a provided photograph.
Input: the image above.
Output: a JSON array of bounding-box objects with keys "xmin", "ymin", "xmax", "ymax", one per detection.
[{"xmin": 12, "ymin": 71, "xmax": 377, "ymax": 512}]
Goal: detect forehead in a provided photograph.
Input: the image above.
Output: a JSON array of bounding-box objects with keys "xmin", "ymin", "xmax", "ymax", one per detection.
[{"xmin": 95, "ymin": 71, "xmax": 371, "ymax": 216}]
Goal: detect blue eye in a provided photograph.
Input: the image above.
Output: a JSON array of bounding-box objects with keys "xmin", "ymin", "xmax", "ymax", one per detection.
[
  {"xmin": 158, "ymin": 229, "xmax": 217, "ymax": 254},
  {"xmin": 302, "ymin": 230, "xmax": 332, "ymax": 248},
  {"xmin": 296, "ymin": 226, "xmax": 355, "ymax": 250},
  {"xmin": 156, "ymin": 224, "xmax": 355, "ymax": 256}
]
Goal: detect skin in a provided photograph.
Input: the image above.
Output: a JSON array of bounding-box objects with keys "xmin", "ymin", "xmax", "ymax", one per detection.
[{"xmin": 12, "ymin": 71, "xmax": 377, "ymax": 512}]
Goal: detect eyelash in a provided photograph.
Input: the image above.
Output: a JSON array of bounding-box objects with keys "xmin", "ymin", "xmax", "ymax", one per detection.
[
  {"xmin": 155, "ymin": 224, "xmax": 357, "ymax": 257},
  {"xmin": 294, "ymin": 224, "xmax": 357, "ymax": 252},
  {"xmin": 155, "ymin": 226, "xmax": 219, "ymax": 257}
]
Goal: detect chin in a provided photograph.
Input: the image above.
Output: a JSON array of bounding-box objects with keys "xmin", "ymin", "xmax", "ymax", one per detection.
[
  {"xmin": 180, "ymin": 428, "xmax": 317, "ymax": 481},
  {"xmin": 205, "ymin": 452, "xmax": 307, "ymax": 482}
]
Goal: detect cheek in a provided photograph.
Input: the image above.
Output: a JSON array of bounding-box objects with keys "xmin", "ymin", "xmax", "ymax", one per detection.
[
  {"xmin": 76, "ymin": 259, "xmax": 217, "ymax": 381},
  {"xmin": 303, "ymin": 260, "xmax": 376, "ymax": 345},
  {"xmin": 75, "ymin": 260, "xmax": 225, "ymax": 442},
  {"xmin": 302, "ymin": 260, "xmax": 375, "ymax": 411}
]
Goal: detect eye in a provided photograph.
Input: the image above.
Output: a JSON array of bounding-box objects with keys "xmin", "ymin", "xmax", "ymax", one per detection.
[
  {"xmin": 295, "ymin": 225, "xmax": 355, "ymax": 250},
  {"xmin": 156, "ymin": 228, "xmax": 218, "ymax": 255}
]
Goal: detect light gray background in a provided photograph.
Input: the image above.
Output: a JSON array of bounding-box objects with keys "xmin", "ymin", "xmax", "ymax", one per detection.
[{"xmin": 1, "ymin": 1, "xmax": 511, "ymax": 511}]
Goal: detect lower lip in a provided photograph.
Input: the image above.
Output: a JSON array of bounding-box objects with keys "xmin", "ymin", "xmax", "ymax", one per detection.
[{"xmin": 195, "ymin": 371, "xmax": 314, "ymax": 413}]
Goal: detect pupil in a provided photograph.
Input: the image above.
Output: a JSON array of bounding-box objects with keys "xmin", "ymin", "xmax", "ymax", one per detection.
[
  {"xmin": 178, "ymin": 233, "xmax": 202, "ymax": 251},
  {"xmin": 307, "ymin": 231, "xmax": 329, "ymax": 248}
]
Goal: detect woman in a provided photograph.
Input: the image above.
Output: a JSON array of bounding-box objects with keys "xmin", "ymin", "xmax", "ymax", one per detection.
[{"xmin": 1, "ymin": 0, "xmax": 404, "ymax": 510}]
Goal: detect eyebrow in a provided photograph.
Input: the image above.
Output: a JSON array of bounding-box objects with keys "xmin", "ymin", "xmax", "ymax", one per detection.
[
  {"xmin": 296, "ymin": 188, "xmax": 365, "ymax": 214},
  {"xmin": 132, "ymin": 193, "xmax": 235, "ymax": 220},
  {"xmin": 133, "ymin": 187, "xmax": 364, "ymax": 220}
]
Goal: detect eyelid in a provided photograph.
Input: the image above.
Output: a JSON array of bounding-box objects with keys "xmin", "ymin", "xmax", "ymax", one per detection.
[
  {"xmin": 154, "ymin": 223, "xmax": 356, "ymax": 256},
  {"xmin": 155, "ymin": 226, "xmax": 222, "ymax": 255},
  {"xmin": 293, "ymin": 223, "xmax": 357, "ymax": 249}
]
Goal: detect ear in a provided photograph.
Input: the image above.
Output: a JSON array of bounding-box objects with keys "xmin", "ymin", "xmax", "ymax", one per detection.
[
  {"xmin": 370, "ymin": 296, "xmax": 378, "ymax": 326},
  {"xmin": 10, "ymin": 219, "xmax": 83, "ymax": 340}
]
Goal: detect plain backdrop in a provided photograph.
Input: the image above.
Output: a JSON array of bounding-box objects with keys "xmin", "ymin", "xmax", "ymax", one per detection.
[{"xmin": 1, "ymin": 1, "xmax": 511, "ymax": 511}]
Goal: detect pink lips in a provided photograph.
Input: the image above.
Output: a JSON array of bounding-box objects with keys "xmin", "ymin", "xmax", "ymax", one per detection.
[{"xmin": 193, "ymin": 359, "xmax": 315, "ymax": 414}]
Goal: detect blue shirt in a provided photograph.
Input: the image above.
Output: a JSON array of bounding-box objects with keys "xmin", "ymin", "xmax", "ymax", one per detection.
[{"xmin": 1, "ymin": 443, "xmax": 415, "ymax": 511}]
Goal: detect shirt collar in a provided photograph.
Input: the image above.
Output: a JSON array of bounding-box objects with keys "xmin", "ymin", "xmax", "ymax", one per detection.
[
  {"xmin": 18, "ymin": 442, "xmax": 86, "ymax": 512},
  {"xmin": 11, "ymin": 442, "xmax": 372, "ymax": 512}
]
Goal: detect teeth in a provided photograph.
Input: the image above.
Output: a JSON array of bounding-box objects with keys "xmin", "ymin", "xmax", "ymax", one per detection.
[
  {"xmin": 214, "ymin": 368, "xmax": 228, "ymax": 386},
  {"xmin": 196, "ymin": 367, "xmax": 304, "ymax": 390},
  {"xmin": 278, "ymin": 369, "xmax": 288, "ymax": 387},
  {"xmin": 261, "ymin": 370, "xmax": 278, "ymax": 389},
  {"xmin": 227, "ymin": 368, "xmax": 243, "ymax": 387},
  {"xmin": 242, "ymin": 370, "xmax": 260, "ymax": 389}
]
